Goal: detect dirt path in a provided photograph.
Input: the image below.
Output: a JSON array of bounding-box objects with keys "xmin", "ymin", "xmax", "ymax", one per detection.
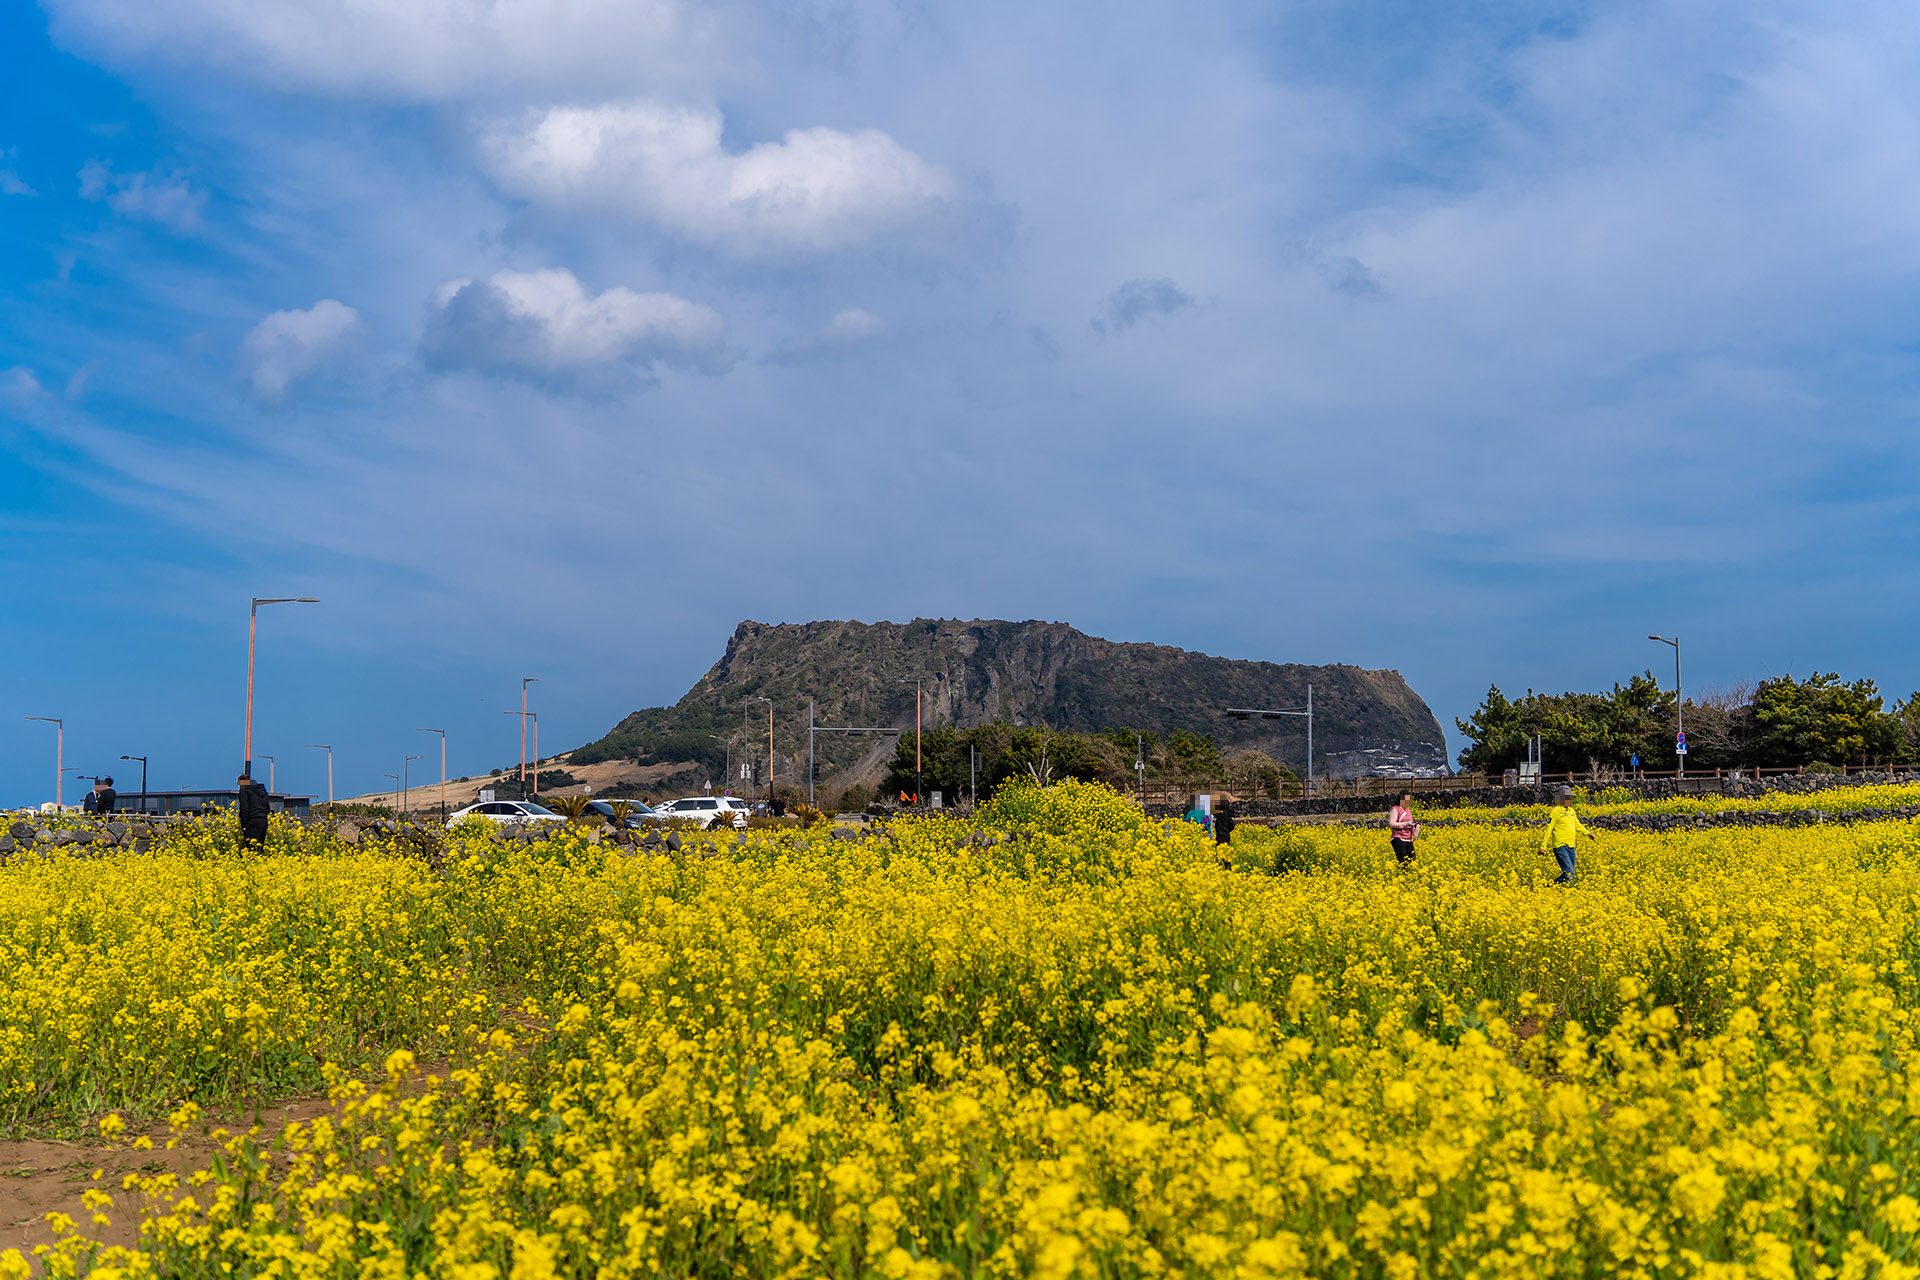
[{"xmin": 0, "ymin": 1094, "xmax": 345, "ymax": 1268}]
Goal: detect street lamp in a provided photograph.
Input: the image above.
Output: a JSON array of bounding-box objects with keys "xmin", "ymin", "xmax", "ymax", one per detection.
[
  {"xmin": 24, "ymin": 717, "xmax": 62, "ymax": 808},
  {"xmin": 519, "ymin": 677, "xmax": 539, "ymax": 795},
  {"xmin": 416, "ymin": 729, "xmax": 447, "ymax": 818},
  {"xmin": 529, "ymin": 714, "xmax": 539, "ymax": 799},
  {"xmin": 384, "ymin": 773, "xmax": 400, "ymax": 814},
  {"xmin": 260, "ymin": 754, "xmax": 276, "ymax": 794},
  {"xmin": 246, "ymin": 597, "xmax": 318, "ymax": 778},
  {"xmin": 897, "ymin": 678, "xmax": 922, "ymax": 805},
  {"xmin": 403, "ymin": 755, "xmax": 423, "ymax": 816},
  {"xmin": 119, "ymin": 755, "xmax": 148, "ymax": 807},
  {"xmin": 305, "ymin": 745, "xmax": 333, "ymax": 804},
  {"xmin": 1649, "ymin": 635, "xmax": 1683, "ymax": 779}
]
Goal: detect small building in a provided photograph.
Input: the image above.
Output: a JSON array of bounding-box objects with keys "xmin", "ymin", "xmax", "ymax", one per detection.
[{"xmin": 104, "ymin": 790, "xmax": 312, "ymax": 819}]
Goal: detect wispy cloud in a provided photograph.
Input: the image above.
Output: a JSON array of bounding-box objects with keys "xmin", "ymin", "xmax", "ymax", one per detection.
[
  {"xmin": 0, "ymin": 150, "xmax": 36, "ymax": 197},
  {"xmin": 44, "ymin": 0, "xmax": 716, "ymax": 103},
  {"xmin": 78, "ymin": 159, "xmax": 205, "ymax": 232},
  {"xmin": 769, "ymin": 309, "xmax": 886, "ymax": 363},
  {"xmin": 1, "ymin": 366, "xmax": 48, "ymax": 415}
]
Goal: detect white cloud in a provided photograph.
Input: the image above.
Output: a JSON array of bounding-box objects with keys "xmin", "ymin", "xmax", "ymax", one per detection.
[
  {"xmin": 420, "ymin": 267, "xmax": 732, "ymax": 392},
  {"xmin": 769, "ymin": 308, "xmax": 886, "ymax": 363},
  {"xmin": 240, "ymin": 299, "xmax": 360, "ymax": 399},
  {"xmin": 43, "ymin": 0, "xmax": 711, "ymax": 103},
  {"xmin": 480, "ymin": 103, "xmax": 955, "ymax": 254},
  {"xmin": 79, "ymin": 159, "xmax": 206, "ymax": 232},
  {"xmin": 0, "ymin": 150, "xmax": 36, "ymax": 197},
  {"xmin": 1, "ymin": 367, "xmax": 48, "ymax": 415}
]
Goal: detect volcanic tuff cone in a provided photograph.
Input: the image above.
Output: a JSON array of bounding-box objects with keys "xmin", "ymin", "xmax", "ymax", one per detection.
[{"xmin": 572, "ymin": 619, "xmax": 1445, "ymax": 791}]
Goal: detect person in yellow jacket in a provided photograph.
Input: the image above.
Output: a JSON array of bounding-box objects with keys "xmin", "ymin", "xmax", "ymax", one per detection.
[{"xmin": 1540, "ymin": 785, "xmax": 1598, "ymax": 884}]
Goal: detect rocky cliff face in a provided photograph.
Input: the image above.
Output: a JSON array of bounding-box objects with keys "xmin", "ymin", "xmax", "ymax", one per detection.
[{"xmin": 574, "ymin": 619, "xmax": 1446, "ymax": 789}]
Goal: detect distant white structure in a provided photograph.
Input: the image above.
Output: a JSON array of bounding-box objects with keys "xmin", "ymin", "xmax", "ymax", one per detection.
[{"xmin": 1322, "ymin": 743, "xmax": 1450, "ymax": 780}]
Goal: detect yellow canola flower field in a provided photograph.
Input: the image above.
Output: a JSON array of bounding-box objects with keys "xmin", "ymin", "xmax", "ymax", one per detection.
[
  {"xmin": 1431, "ymin": 778, "xmax": 1920, "ymax": 822},
  {"xmin": 10, "ymin": 780, "xmax": 1920, "ymax": 1279}
]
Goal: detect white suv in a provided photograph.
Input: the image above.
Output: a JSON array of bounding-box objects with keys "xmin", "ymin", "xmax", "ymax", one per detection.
[
  {"xmin": 447, "ymin": 800, "xmax": 566, "ymax": 828},
  {"xmin": 654, "ymin": 796, "xmax": 749, "ymax": 829}
]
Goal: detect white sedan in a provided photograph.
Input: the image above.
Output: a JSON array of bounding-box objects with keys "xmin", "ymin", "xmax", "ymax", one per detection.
[
  {"xmin": 653, "ymin": 796, "xmax": 749, "ymax": 829},
  {"xmin": 447, "ymin": 800, "xmax": 567, "ymax": 828}
]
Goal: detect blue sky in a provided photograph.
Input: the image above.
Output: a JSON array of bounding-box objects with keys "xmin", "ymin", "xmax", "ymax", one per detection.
[{"xmin": 6, "ymin": 0, "xmax": 1920, "ymax": 803}]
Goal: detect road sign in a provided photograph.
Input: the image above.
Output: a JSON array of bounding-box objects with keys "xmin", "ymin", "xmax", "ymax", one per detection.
[{"xmin": 1676, "ymin": 731, "xmax": 1688, "ymax": 756}]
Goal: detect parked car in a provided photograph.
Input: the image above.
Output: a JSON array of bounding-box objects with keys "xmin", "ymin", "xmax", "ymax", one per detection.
[
  {"xmin": 584, "ymin": 799, "xmax": 666, "ymax": 828},
  {"xmin": 653, "ymin": 796, "xmax": 749, "ymax": 829},
  {"xmin": 447, "ymin": 799, "xmax": 566, "ymax": 828}
]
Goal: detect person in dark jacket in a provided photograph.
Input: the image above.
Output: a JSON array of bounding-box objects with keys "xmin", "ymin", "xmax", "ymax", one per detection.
[
  {"xmin": 1214, "ymin": 799, "xmax": 1237, "ymax": 847},
  {"xmin": 93, "ymin": 776, "xmax": 117, "ymax": 816},
  {"xmin": 237, "ymin": 772, "xmax": 272, "ymax": 846}
]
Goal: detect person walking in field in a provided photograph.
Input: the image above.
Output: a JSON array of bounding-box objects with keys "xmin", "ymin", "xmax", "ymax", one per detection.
[
  {"xmin": 1213, "ymin": 799, "xmax": 1236, "ymax": 847},
  {"xmin": 237, "ymin": 772, "xmax": 272, "ymax": 848},
  {"xmin": 1387, "ymin": 791, "xmax": 1418, "ymax": 866},
  {"xmin": 1539, "ymin": 784, "xmax": 1598, "ymax": 884}
]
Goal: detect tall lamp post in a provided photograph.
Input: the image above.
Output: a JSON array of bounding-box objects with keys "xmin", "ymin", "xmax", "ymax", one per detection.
[
  {"xmin": 246, "ymin": 597, "xmax": 318, "ymax": 778},
  {"xmin": 416, "ymin": 728, "xmax": 446, "ymax": 818},
  {"xmin": 25, "ymin": 717, "xmax": 63, "ymax": 808},
  {"xmin": 519, "ymin": 677, "xmax": 539, "ymax": 795},
  {"xmin": 897, "ymin": 678, "xmax": 923, "ymax": 805},
  {"xmin": 305, "ymin": 745, "xmax": 333, "ymax": 804},
  {"xmin": 402, "ymin": 755, "xmax": 423, "ymax": 815},
  {"xmin": 119, "ymin": 755, "xmax": 148, "ymax": 809},
  {"xmin": 260, "ymin": 754, "xmax": 276, "ymax": 794},
  {"xmin": 384, "ymin": 773, "xmax": 400, "ymax": 814},
  {"xmin": 754, "ymin": 697, "xmax": 773, "ymax": 803},
  {"xmin": 503, "ymin": 710, "xmax": 529, "ymax": 798},
  {"xmin": 1649, "ymin": 635, "xmax": 1683, "ymax": 779}
]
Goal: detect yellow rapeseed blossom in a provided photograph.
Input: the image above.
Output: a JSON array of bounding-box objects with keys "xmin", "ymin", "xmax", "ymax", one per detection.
[{"xmin": 3, "ymin": 784, "xmax": 1920, "ymax": 1277}]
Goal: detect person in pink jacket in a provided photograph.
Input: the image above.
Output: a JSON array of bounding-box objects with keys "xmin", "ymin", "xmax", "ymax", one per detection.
[{"xmin": 1388, "ymin": 792, "xmax": 1419, "ymax": 866}]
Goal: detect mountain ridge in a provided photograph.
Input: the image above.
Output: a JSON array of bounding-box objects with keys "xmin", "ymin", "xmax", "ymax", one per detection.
[{"xmin": 572, "ymin": 619, "xmax": 1446, "ymax": 790}]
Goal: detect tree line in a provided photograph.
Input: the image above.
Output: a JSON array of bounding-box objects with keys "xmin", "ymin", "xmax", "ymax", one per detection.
[
  {"xmin": 1455, "ymin": 672, "xmax": 1920, "ymax": 775},
  {"xmin": 864, "ymin": 724, "xmax": 1292, "ymax": 807}
]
